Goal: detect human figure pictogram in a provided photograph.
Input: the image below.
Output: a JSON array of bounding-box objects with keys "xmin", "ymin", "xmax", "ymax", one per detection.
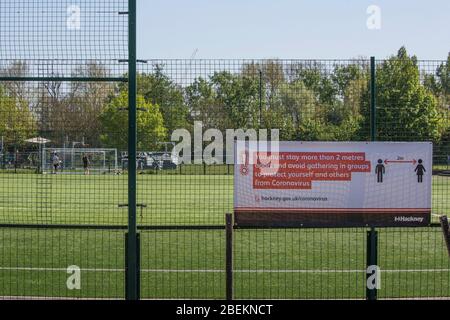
[
  {"xmin": 375, "ymin": 159, "xmax": 385, "ymax": 183},
  {"xmin": 415, "ymin": 159, "xmax": 426, "ymax": 183}
]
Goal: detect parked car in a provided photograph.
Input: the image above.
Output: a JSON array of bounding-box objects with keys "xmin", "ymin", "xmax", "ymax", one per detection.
[{"xmin": 121, "ymin": 152, "xmax": 178, "ymax": 171}]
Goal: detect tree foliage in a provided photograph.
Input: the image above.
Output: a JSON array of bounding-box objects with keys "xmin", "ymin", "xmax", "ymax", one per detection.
[
  {"xmin": 118, "ymin": 67, "xmax": 190, "ymax": 134},
  {"xmin": 99, "ymin": 92, "xmax": 166, "ymax": 151},
  {"xmin": 0, "ymin": 47, "xmax": 448, "ymax": 153},
  {"xmin": 0, "ymin": 84, "xmax": 36, "ymax": 148},
  {"xmin": 374, "ymin": 47, "xmax": 445, "ymax": 141}
]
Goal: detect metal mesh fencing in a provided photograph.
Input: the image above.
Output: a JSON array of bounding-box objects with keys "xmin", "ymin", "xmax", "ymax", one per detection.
[
  {"xmin": 378, "ymin": 227, "xmax": 450, "ymax": 299},
  {"xmin": 135, "ymin": 59, "xmax": 373, "ymax": 226},
  {"xmin": 0, "ymin": 78, "xmax": 129, "ymax": 226},
  {"xmin": 0, "ymin": 0, "xmax": 128, "ymax": 61},
  {"xmin": 134, "ymin": 58, "xmax": 448, "ymax": 299},
  {"xmin": 133, "ymin": 58, "xmax": 448, "ymax": 225},
  {"xmin": 0, "ymin": 0, "xmax": 129, "ymax": 300},
  {"xmin": 140, "ymin": 229, "xmax": 226, "ymax": 300},
  {"xmin": 1, "ymin": 55, "xmax": 449, "ymax": 299},
  {"xmin": 0, "ymin": 227, "xmax": 125, "ymax": 299}
]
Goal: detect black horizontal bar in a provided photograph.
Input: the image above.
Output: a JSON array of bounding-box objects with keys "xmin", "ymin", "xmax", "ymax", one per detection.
[
  {"xmin": 0, "ymin": 77, "xmax": 128, "ymax": 82},
  {"xmin": 118, "ymin": 204, "xmax": 148, "ymax": 208},
  {"xmin": 0, "ymin": 224, "xmax": 127, "ymax": 230},
  {"xmin": 430, "ymin": 223, "xmax": 442, "ymax": 228},
  {"xmin": 118, "ymin": 59, "xmax": 148, "ymax": 63},
  {"xmin": 138, "ymin": 225, "xmax": 225, "ymax": 231},
  {"xmin": 0, "ymin": 224, "xmax": 225, "ymax": 231},
  {"xmin": 234, "ymin": 224, "xmax": 442, "ymax": 230},
  {"xmin": 118, "ymin": 108, "xmax": 148, "ymax": 112}
]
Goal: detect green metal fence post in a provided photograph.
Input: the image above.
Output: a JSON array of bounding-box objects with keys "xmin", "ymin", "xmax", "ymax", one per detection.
[
  {"xmin": 126, "ymin": 0, "xmax": 139, "ymax": 301},
  {"xmin": 366, "ymin": 229, "xmax": 378, "ymax": 300},
  {"xmin": 259, "ymin": 69, "xmax": 263, "ymax": 127},
  {"xmin": 370, "ymin": 56, "xmax": 377, "ymax": 142},
  {"xmin": 367, "ymin": 56, "xmax": 379, "ymax": 301}
]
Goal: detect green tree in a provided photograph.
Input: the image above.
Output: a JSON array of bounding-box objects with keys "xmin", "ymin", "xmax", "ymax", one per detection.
[
  {"xmin": 278, "ymin": 61, "xmax": 367, "ymax": 141},
  {"xmin": 279, "ymin": 80, "xmax": 316, "ymax": 127},
  {"xmin": 211, "ymin": 71, "xmax": 260, "ymax": 130},
  {"xmin": 0, "ymin": 84, "xmax": 36, "ymax": 148},
  {"xmin": 185, "ymin": 71, "xmax": 261, "ymax": 132},
  {"xmin": 424, "ymin": 53, "xmax": 450, "ymax": 163},
  {"xmin": 424, "ymin": 53, "xmax": 449, "ymax": 103},
  {"xmin": 292, "ymin": 61, "xmax": 337, "ymax": 107},
  {"xmin": 296, "ymin": 117, "xmax": 362, "ymax": 141},
  {"xmin": 242, "ymin": 60, "xmax": 285, "ymax": 105},
  {"xmin": 185, "ymin": 77, "xmax": 223, "ymax": 129},
  {"xmin": 118, "ymin": 67, "xmax": 190, "ymax": 134},
  {"xmin": 371, "ymin": 47, "xmax": 444, "ymax": 142},
  {"xmin": 100, "ymin": 92, "xmax": 167, "ymax": 151},
  {"xmin": 424, "ymin": 53, "xmax": 449, "ymax": 130},
  {"xmin": 68, "ymin": 62, "xmax": 114, "ymax": 147}
]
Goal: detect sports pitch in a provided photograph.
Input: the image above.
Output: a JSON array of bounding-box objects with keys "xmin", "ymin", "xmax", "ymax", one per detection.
[{"xmin": 0, "ymin": 173, "xmax": 449, "ymax": 299}]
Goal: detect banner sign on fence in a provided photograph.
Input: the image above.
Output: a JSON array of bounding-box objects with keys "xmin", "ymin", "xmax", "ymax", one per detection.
[{"xmin": 234, "ymin": 142, "xmax": 433, "ymax": 227}]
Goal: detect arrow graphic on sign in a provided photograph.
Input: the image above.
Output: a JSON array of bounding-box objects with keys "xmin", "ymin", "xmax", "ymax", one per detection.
[{"xmin": 384, "ymin": 159, "xmax": 417, "ymax": 165}]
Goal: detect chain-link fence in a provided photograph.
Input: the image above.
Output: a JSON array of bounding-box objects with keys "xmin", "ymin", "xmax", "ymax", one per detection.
[
  {"xmin": 0, "ymin": 0, "xmax": 449, "ymax": 300},
  {"xmin": 0, "ymin": 0, "xmax": 130, "ymax": 300},
  {"xmin": 134, "ymin": 58, "xmax": 449, "ymax": 300}
]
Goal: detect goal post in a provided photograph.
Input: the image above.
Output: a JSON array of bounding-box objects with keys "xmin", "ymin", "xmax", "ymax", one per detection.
[{"xmin": 42, "ymin": 148, "xmax": 118, "ymax": 174}]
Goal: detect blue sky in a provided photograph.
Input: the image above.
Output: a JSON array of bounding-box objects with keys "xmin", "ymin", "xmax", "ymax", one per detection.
[{"xmin": 137, "ymin": 0, "xmax": 449, "ymax": 60}]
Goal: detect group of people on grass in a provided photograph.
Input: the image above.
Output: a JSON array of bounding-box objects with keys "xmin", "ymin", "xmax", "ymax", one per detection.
[{"xmin": 51, "ymin": 152, "xmax": 91, "ymax": 175}]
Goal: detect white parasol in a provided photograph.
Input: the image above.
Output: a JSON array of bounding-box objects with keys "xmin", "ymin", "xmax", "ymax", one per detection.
[{"xmin": 25, "ymin": 137, "xmax": 51, "ymax": 145}]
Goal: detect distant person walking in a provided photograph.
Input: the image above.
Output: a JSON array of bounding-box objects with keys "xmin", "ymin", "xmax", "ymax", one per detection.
[
  {"xmin": 82, "ymin": 154, "xmax": 90, "ymax": 175},
  {"xmin": 51, "ymin": 152, "xmax": 60, "ymax": 174},
  {"xmin": 415, "ymin": 159, "xmax": 426, "ymax": 183}
]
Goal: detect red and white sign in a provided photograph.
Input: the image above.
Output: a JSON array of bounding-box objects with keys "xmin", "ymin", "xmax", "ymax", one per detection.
[{"xmin": 234, "ymin": 142, "xmax": 433, "ymax": 227}]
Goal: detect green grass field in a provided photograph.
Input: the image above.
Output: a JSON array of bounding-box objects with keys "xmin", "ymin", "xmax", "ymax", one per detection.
[{"xmin": 0, "ymin": 172, "xmax": 449, "ymax": 299}]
